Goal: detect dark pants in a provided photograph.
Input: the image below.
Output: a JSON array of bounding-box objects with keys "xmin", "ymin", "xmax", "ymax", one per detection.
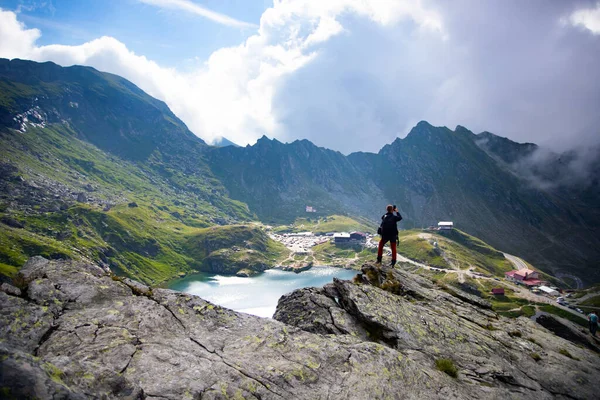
[
  {"xmin": 590, "ymin": 321, "xmax": 598, "ymax": 336},
  {"xmin": 377, "ymin": 236, "xmax": 397, "ymax": 264}
]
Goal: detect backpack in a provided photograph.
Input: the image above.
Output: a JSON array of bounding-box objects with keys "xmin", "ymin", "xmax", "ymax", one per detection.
[{"xmin": 379, "ymin": 213, "xmax": 399, "ymax": 236}]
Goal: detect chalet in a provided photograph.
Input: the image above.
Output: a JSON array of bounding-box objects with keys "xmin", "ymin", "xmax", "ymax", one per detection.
[
  {"xmin": 505, "ymin": 268, "xmax": 542, "ymax": 287},
  {"xmin": 333, "ymin": 233, "xmax": 351, "ymax": 243},
  {"xmin": 350, "ymin": 232, "xmax": 367, "ymax": 242},
  {"xmin": 438, "ymin": 221, "xmax": 453, "ymax": 230},
  {"xmin": 491, "ymin": 288, "xmax": 505, "ymax": 296}
]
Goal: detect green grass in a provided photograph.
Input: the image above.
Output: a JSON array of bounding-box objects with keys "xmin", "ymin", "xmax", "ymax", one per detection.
[
  {"xmin": 435, "ymin": 358, "xmax": 458, "ymax": 378},
  {"xmin": 312, "ymin": 241, "xmax": 359, "ymax": 265},
  {"xmin": 433, "ymin": 230, "xmax": 513, "ymax": 276},
  {"xmin": 0, "ymin": 262, "xmax": 18, "ymax": 277},
  {"xmin": 558, "ymin": 348, "xmax": 579, "ymax": 360},
  {"xmin": 182, "ymin": 224, "xmax": 289, "ymax": 274},
  {"xmin": 397, "ymin": 231, "xmax": 448, "ymax": 268},
  {"xmin": 0, "ymin": 224, "xmax": 75, "ymax": 267},
  {"xmin": 0, "ymin": 121, "xmax": 271, "ymax": 284},
  {"xmin": 0, "ymin": 202, "xmax": 288, "ymax": 284},
  {"xmin": 530, "ymin": 353, "xmax": 541, "ymax": 362},
  {"xmin": 274, "ymin": 215, "xmax": 375, "ymax": 234},
  {"xmin": 395, "ymin": 229, "xmax": 513, "ymax": 276},
  {"xmin": 521, "ymin": 305, "xmax": 536, "ymax": 317},
  {"xmin": 539, "ymin": 305, "xmax": 588, "ymax": 327},
  {"xmin": 579, "ymin": 295, "xmax": 600, "ymax": 308}
]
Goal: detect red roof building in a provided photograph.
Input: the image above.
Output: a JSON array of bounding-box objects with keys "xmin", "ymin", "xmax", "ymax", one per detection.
[
  {"xmin": 505, "ymin": 268, "xmax": 543, "ymax": 287},
  {"xmin": 492, "ymin": 288, "xmax": 505, "ymax": 295}
]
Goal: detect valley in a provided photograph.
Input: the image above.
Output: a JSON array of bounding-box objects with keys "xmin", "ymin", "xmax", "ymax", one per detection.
[
  {"xmin": 1, "ymin": 58, "xmax": 599, "ymax": 400},
  {"xmin": 0, "ymin": 58, "xmax": 598, "ymax": 290}
]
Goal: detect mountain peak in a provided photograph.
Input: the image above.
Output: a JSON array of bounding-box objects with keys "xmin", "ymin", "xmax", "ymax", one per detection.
[
  {"xmin": 255, "ymin": 135, "xmax": 279, "ymax": 145},
  {"xmin": 402, "ymin": 121, "xmax": 453, "ymax": 143},
  {"xmin": 212, "ymin": 137, "xmax": 240, "ymax": 148},
  {"xmin": 454, "ymin": 125, "xmax": 472, "ymax": 134},
  {"xmin": 475, "ymin": 131, "xmax": 538, "ymax": 164},
  {"xmin": 0, "ymin": 57, "xmax": 204, "ymax": 160}
]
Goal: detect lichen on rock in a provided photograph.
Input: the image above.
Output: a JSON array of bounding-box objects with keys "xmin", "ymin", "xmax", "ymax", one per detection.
[{"xmin": 1, "ymin": 258, "xmax": 599, "ymax": 399}]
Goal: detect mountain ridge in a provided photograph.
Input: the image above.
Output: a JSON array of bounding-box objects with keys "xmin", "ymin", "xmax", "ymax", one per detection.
[{"xmin": 1, "ymin": 58, "xmax": 599, "ymax": 284}]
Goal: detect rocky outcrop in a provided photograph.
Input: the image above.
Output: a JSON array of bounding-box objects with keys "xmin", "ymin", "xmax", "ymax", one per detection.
[
  {"xmin": 275, "ymin": 264, "xmax": 600, "ymax": 399},
  {"xmin": 281, "ymin": 264, "xmax": 313, "ymax": 273},
  {"xmin": 1, "ymin": 258, "xmax": 599, "ymax": 399}
]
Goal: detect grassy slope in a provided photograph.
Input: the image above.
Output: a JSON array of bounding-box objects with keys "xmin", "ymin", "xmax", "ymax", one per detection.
[
  {"xmin": 538, "ymin": 305, "xmax": 588, "ymax": 327},
  {"xmin": 0, "ymin": 125, "xmax": 288, "ymax": 284},
  {"xmin": 311, "ymin": 241, "xmax": 377, "ymax": 268},
  {"xmin": 310, "ymin": 227, "xmax": 515, "ymax": 271},
  {"xmin": 273, "ymin": 215, "xmax": 375, "ymax": 234},
  {"xmin": 0, "ymin": 204, "xmax": 289, "ymax": 284},
  {"xmin": 183, "ymin": 225, "xmax": 289, "ymax": 271},
  {"xmin": 395, "ymin": 229, "xmax": 513, "ymax": 275},
  {"xmin": 1, "ymin": 125, "xmax": 252, "ymax": 219},
  {"xmin": 579, "ymin": 295, "xmax": 600, "ymax": 308}
]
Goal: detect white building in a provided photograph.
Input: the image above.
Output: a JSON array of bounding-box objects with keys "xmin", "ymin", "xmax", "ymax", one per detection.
[
  {"xmin": 333, "ymin": 233, "xmax": 351, "ymax": 243},
  {"xmin": 438, "ymin": 221, "xmax": 454, "ymax": 230},
  {"xmin": 284, "ymin": 232, "xmax": 313, "ymax": 237},
  {"xmin": 538, "ymin": 286, "xmax": 560, "ymax": 296}
]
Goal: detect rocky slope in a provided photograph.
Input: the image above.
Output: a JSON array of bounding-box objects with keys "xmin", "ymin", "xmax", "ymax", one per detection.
[{"xmin": 1, "ymin": 257, "xmax": 598, "ymax": 399}]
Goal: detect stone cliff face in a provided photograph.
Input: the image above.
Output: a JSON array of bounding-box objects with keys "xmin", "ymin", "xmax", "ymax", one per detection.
[{"xmin": 1, "ymin": 257, "xmax": 599, "ymax": 399}]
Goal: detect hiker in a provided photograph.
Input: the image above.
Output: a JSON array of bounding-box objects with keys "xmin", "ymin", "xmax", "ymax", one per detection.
[
  {"xmin": 588, "ymin": 312, "xmax": 598, "ymax": 337},
  {"xmin": 376, "ymin": 204, "xmax": 403, "ymax": 266}
]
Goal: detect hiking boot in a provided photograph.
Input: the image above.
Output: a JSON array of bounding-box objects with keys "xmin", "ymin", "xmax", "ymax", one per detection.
[
  {"xmin": 376, "ymin": 256, "xmax": 382, "ymax": 264},
  {"xmin": 391, "ymin": 260, "xmax": 396, "ymax": 267}
]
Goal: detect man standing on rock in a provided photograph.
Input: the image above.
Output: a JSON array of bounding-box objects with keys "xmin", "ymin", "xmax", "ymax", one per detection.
[
  {"xmin": 588, "ymin": 312, "xmax": 598, "ymax": 337},
  {"xmin": 376, "ymin": 204, "xmax": 402, "ymax": 266}
]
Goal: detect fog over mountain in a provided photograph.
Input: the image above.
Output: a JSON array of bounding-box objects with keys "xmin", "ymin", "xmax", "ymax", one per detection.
[{"xmin": 0, "ymin": 0, "xmax": 599, "ymax": 156}]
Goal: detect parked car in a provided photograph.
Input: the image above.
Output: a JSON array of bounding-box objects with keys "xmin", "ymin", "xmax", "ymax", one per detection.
[
  {"xmin": 576, "ymin": 308, "xmax": 583, "ymax": 313},
  {"xmin": 568, "ymin": 305, "xmax": 576, "ymax": 309}
]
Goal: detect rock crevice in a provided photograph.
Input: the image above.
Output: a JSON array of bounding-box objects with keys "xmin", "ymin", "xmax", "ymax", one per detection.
[{"xmin": 1, "ymin": 257, "xmax": 599, "ymax": 399}]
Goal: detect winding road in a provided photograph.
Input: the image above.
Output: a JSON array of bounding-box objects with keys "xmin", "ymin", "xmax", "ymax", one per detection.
[
  {"xmin": 555, "ymin": 272, "xmax": 584, "ymax": 289},
  {"xmin": 503, "ymin": 253, "xmax": 529, "ymax": 270}
]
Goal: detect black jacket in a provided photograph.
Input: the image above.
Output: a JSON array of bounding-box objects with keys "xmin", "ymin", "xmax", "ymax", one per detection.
[{"xmin": 380, "ymin": 212, "xmax": 402, "ymax": 238}]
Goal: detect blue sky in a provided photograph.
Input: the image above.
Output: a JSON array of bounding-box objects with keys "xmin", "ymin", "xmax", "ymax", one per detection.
[
  {"xmin": 0, "ymin": 0, "xmax": 266, "ymax": 67},
  {"xmin": 0, "ymin": 0, "xmax": 599, "ymax": 156}
]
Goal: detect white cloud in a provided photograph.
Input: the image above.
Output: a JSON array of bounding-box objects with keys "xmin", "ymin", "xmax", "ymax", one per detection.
[
  {"xmin": 0, "ymin": 9, "xmax": 40, "ymax": 59},
  {"xmin": 138, "ymin": 0, "xmax": 257, "ymax": 29},
  {"xmin": 0, "ymin": 2, "xmax": 443, "ymax": 149},
  {"xmin": 569, "ymin": 2, "xmax": 600, "ymax": 34},
  {"xmin": 0, "ymin": 2, "xmax": 599, "ymax": 154}
]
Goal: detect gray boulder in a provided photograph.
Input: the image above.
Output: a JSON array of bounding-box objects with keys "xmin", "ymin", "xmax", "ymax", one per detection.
[{"xmin": 1, "ymin": 258, "xmax": 599, "ymax": 399}]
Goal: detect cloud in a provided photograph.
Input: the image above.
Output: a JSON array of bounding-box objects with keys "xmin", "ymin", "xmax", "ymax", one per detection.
[
  {"xmin": 138, "ymin": 0, "xmax": 257, "ymax": 29},
  {"xmin": 569, "ymin": 1, "xmax": 600, "ymax": 34},
  {"xmin": 0, "ymin": 2, "xmax": 443, "ymax": 149},
  {"xmin": 0, "ymin": 9, "xmax": 41, "ymax": 59},
  {"xmin": 0, "ymin": 1, "xmax": 599, "ymax": 156},
  {"xmin": 15, "ymin": 0, "xmax": 56, "ymax": 15}
]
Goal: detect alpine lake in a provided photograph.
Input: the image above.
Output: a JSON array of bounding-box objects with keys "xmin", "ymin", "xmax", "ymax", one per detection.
[{"xmin": 168, "ymin": 266, "xmax": 357, "ymax": 318}]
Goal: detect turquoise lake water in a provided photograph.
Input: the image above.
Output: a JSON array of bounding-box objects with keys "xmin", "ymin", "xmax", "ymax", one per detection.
[{"xmin": 168, "ymin": 266, "xmax": 357, "ymax": 318}]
